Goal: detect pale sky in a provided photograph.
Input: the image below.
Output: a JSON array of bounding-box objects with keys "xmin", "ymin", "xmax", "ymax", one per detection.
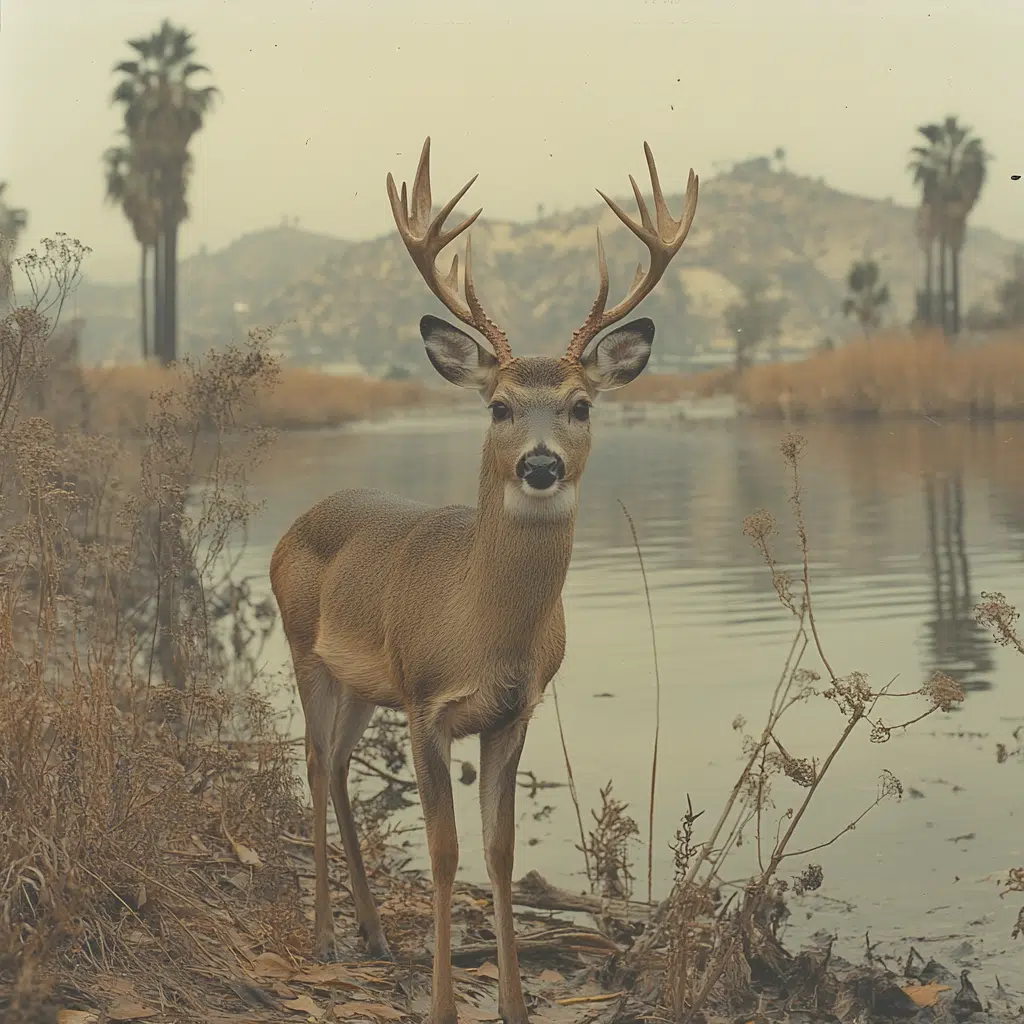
[{"xmin": 1, "ymin": 0, "xmax": 1021, "ymax": 283}]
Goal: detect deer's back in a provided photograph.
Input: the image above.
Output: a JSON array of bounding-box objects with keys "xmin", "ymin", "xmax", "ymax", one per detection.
[{"xmin": 270, "ymin": 488, "xmax": 476, "ymax": 705}]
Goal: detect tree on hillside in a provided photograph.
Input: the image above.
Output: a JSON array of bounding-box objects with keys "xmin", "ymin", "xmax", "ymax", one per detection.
[
  {"xmin": 0, "ymin": 182, "xmax": 28, "ymax": 305},
  {"xmin": 104, "ymin": 136, "xmax": 160, "ymax": 359},
  {"xmin": 841, "ymin": 259, "xmax": 890, "ymax": 336},
  {"xmin": 723, "ymin": 275, "xmax": 787, "ymax": 372},
  {"xmin": 907, "ymin": 116, "xmax": 989, "ymax": 338},
  {"xmin": 109, "ymin": 20, "xmax": 218, "ymax": 364},
  {"xmin": 965, "ymin": 250, "xmax": 1024, "ymax": 330}
]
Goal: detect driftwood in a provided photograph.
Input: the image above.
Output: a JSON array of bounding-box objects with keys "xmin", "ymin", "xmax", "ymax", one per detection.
[
  {"xmin": 459, "ymin": 870, "xmax": 654, "ymax": 927},
  {"xmin": 415, "ymin": 925, "xmax": 621, "ymax": 967}
]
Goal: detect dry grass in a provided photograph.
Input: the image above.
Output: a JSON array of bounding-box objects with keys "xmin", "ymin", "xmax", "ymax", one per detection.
[
  {"xmin": 0, "ymin": 238, "xmax": 620, "ymax": 1024},
  {"xmin": 605, "ymin": 329, "xmax": 1024, "ymax": 420},
  {"xmin": 81, "ymin": 362, "xmax": 436, "ymax": 435},
  {"xmin": 0, "ymin": 240, "xmax": 310, "ymax": 1018},
  {"xmin": 0, "ymin": 239, "xmax": 433, "ymax": 1021},
  {"xmin": 607, "ymin": 432, "xmax": 972, "ymax": 1022},
  {"xmin": 81, "ymin": 329, "xmax": 1024, "ymax": 430},
  {"xmin": 737, "ymin": 329, "xmax": 1024, "ymax": 419}
]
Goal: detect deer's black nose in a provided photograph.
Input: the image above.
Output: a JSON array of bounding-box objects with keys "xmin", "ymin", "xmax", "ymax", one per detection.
[{"xmin": 516, "ymin": 450, "xmax": 564, "ymax": 490}]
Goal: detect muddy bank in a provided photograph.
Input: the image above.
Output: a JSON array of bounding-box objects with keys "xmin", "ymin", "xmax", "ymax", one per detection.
[{"xmin": 17, "ymin": 830, "xmax": 1021, "ymax": 1024}]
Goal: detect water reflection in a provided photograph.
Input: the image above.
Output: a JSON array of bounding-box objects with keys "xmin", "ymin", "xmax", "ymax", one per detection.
[
  {"xmin": 922, "ymin": 472, "xmax": 995, "ymax": 692},
  {"xmin": 237, "ymin": 413, "xmax": 1023, "ymax": 990}
]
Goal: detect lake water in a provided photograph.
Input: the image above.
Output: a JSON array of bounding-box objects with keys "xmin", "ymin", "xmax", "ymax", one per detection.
[{"xmin": 239, "ymin": 410, "xmax": 1024, "ymax": 989}]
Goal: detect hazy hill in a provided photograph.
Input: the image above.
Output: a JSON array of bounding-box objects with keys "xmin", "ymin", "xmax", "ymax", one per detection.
[
  {"xmin": 74, "ymin": 159, "xmax": 1021, "ymax": 368},
  {"xmin": 74, "ymin": 224, "xmax": 350, "ymax": 362},
  {"xmin": 256, "ymin": 158, "xmax": 1021, "ymax": 370}
]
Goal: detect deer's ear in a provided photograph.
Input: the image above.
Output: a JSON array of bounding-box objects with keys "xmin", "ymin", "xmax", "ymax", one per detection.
[
  {"xmin": 581, "ymin": 318, "xmax": 655, "ymax": 390},
  {"xmin": 421, "ymin": 315, "xmax": 499, "ymax": 394}
]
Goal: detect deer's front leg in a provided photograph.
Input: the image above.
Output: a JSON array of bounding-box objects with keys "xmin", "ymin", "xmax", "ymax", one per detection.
[
  {"xmin": 409, "ymin": 712, "xmax": 459, "ymax": 1024},
  {"xmin": 479, "ymin": 719, "xmax": 530, "ymax": 1024}
]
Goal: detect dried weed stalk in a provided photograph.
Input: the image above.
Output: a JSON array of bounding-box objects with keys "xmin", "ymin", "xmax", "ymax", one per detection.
[
  {"xmin": 626, "ymin": 432, "xmax": 966, "ymax": 1023},
  {"xmin": 973, "ymin": 589, "xmax": 1024, "ymax": 936},
  {"xmin": 0, "ymin": 238, "xmax": 316, "ymax": 1017}
]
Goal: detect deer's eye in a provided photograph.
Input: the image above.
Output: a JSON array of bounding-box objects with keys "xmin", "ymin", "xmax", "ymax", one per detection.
[
  {"xmin": 571, "ymin": 400, "xmax": 591, "ymax": 422},
  {"xmin": 490, "ymin": 401, "xmax": 512, "ymax": 423}
]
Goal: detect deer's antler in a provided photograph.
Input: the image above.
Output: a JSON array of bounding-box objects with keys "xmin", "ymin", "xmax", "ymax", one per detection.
[
  {"xmin": 387, "ymin": 138, "xmax": 513, "ymax": 365},
  {"xmin": 564, "ymin": 143, "xmax": 699, "ymax": 363}
]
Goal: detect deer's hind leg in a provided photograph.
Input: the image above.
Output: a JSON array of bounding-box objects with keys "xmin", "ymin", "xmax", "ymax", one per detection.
[
  {"xmin": 297, "ymin": 655, "xmax": 344, "ymax": 961},
  {"xmin": 298, "ymin": 653, "xmax": 388, "ymax": 961},
  {"xmin": 327, "ymin": 687, "xmax": 390, "ymax": 958}
]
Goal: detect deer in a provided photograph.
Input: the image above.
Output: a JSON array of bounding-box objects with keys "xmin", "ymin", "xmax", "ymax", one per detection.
[{"xmin": 269, "ymin": 137, "xmax": 698, "ymax": 1024}]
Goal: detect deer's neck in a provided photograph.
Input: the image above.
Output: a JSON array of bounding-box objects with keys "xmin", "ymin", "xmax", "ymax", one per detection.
[{"xmin": 466, "ymin": 459, "xmax": 577, "ymax": 651}]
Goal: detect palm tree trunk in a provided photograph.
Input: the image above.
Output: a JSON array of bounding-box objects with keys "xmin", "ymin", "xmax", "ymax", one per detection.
[
  {"xmin": 154, "ymin": 232, "xmax": 165, "ymax": 363},
  {"xmin": 140, "ymin": 244, "xmax": 150, "ymax": 360},
  {"xmin": 924, "ymin": 243, "xmax": 934, "ymax": 325},
  {"xmin": 938, "ymin": 240, "xmax": 948, "ymax": 337},
  {"xmin": 951, "ymin": 247, "xmax": 961, "ymax": 336},
  {"xmin": 163, "ymin": 219, "xmax": 178, "ymax": 365}
]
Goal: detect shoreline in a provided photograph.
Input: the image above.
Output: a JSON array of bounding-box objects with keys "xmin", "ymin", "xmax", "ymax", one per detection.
[
  {"xmin": 23, "ymin": 828, "xmax": 1020, "ymax": 1024},
  {"xmin": 76, "ymin": 328, "xmax": 1024, "ymax": 435}
]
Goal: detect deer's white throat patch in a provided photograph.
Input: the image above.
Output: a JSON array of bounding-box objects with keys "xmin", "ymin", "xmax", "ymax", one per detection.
[{"xmin": 503, "ymin": 479, "xmax": 578, "ymax": 521}]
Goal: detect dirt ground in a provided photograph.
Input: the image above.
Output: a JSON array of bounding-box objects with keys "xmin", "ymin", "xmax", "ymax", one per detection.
[{"xmin": 12, "ymin": 828, "xmax": 1021, "ymax": 1024}]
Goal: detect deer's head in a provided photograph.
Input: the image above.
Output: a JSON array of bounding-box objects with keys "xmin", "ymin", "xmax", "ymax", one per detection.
[{"xmin": 387, "ymin": 139, "xmax": 699, "ymax": 519}]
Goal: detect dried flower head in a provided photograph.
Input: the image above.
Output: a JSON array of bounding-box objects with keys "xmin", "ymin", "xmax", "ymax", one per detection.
[
  {"xmin": 879, "ymin": 769, "xmax": 903, "ymax": 800},
  {"xmin": 921, "ymin": 671, "xmax": 965, "ymax": 713},
  {"xmin": 743, "ymin": 508, "xmax": 777, "ymax": 542},
  {"xmin": 792, "ymin": 863, "xmax": 824, "ymax": 896},
  {"xmin": 780, "ymin": 432, "xmax": 807, "ymax": 465},
  {"xmin": 824, "ymin": 670, "xmax": 874, "ymax": 719},
  {"xmin": 870, "ymin": 720, "xmax": 891, "ymax": 743}
]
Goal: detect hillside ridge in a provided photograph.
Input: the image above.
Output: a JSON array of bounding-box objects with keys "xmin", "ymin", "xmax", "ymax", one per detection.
[{"xmin": 75, "ymin": 162, "xmax": 1021, "ymax": 368}]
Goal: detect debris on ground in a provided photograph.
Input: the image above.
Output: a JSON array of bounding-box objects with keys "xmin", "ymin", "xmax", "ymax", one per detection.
[{"xmin": 8, "ymin": 823, "xmax": 1020, "ymax": 1024}]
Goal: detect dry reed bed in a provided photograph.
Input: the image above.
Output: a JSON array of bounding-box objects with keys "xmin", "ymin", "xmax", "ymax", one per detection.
[
  {"xmin": 82, "ymin": 331, "xmax": 1024, "ymax": 433},
  {"xmin": 606, "ymin": 330, "xmax": 1024, "ymax": 420},
  {"xmin": 740, "ymin": 330, "xmax": 1024, "ymax": 419},
  {"xmin": 81, "ymin": 363, "xmax": 434, "ymax": 434}
]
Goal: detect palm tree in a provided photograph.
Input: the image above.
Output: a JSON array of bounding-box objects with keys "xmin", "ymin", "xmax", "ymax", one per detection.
[
  {"xmin": 0, "ymin": 182, "xmax": 28, "ymax": 305},
  {"xmin": 908, "ymin": 116, "xmax": 989, "ymax": 337},
  {"xmin": 110, "ymin": 20, "xmax": 218, "ymax": 364},
  {"xmin": 909, "ymin": 123, "xmax": 944, "ymax": 330},
  {"xmin": 841, "ymin": 259, "xmax": 890, "ymax": 336},
  {"xmin": 912, "ymin": 199, "xmax": 938, "ymax": 326},
  {"xmin": 103, "ymin": 138, "xmax": 160, "ymax": 359}
]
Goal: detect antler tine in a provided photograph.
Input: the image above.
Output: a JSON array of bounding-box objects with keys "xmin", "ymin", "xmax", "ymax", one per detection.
[
  {"xmin": 386, "ymin": 137, "xmax": 513, "ymax": 365},
  {"xmin": 564, "ymin": 144, "xmax": 699, "ymax": 362}
]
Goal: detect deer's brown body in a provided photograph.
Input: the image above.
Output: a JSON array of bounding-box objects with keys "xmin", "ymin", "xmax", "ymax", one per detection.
[{"xmin": 270, "ymin": 138, "xmax": 698, "ymax": 1024}]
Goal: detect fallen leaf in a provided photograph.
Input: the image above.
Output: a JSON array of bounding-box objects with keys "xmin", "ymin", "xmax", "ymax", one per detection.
[
  {"xmin": 223, "ymin": 816, "xmax": 264, "ymax": 868},
  {"xmin": 226, "ymin": 979, "xmax": 283, "ymax": 1011},
  {"xmin": 334, "ymin": 1001, "xmax": 406, "ymax": 1020},
  {"xmin": 225, "ymin": 869, "xmax": 251, "ymax": 891},
  {"xmin": 108, "ymin": 999, "xmax": 160, "ymax": 1021},
  {"xmin": 248, "ymin": 950, "xmax": 295, "ymax": 980},
  {"xmin": 474, "ymin": 961, "xmax": 500, "ymax": 981},
  {"xmin": 230, "ymin": 838, "xmax": 263, "ymax": 868},
  {"xmin": 293, "ymin": 963, "xmax": 363, "ymax": 988},
  {"xmin": 457, "ymin": 1006, "xmax": 500, "ymax": 1022},
  {"xmin": 58, "ymin": 1012, "xmax": 99, "ymax": 1024},
  {"xmin": 903, "ymin": 982, "xmax": 952, "ymax": 1007},
  {"xmin": 538, "ymin": 969, "xmax": 564, "ymax": 984},
  {"xmin": 284, "ymin": 993, "xmax": 325, "ymax": 1016}
]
